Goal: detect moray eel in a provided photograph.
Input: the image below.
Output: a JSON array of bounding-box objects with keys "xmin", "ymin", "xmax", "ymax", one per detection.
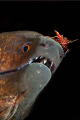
[{"xmin": 0, "ymin": 31, "xmax": 64, "ymax": 120}]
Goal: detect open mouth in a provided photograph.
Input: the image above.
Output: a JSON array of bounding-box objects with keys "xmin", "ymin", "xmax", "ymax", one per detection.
[
  {"xmin": 0, "ymin": 56, "xmax": 54, "ymax": 75},
  {"xmin": 32, "ymin": 56, "xmax": 54, "ymax": 72}
]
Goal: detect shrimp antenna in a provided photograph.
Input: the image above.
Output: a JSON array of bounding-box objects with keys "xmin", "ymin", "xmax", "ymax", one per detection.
[{"xmin": 69, "ymin": 39, "xmax": 78, "ymax": 43}]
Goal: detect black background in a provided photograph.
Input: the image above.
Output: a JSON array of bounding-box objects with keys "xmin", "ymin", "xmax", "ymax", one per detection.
[{"xmin": 0, "ymin": 1, "xmax": 80, "ymax": 120}]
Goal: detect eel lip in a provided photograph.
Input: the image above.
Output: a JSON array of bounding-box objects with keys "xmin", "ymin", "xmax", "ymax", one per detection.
[
  {"xmin": 0, "ymin": 56, "xmax": 54, "ymax": 75},
  {"xmin": 0, "ymin": 69, "xmax": 19, "ymax": 75}
]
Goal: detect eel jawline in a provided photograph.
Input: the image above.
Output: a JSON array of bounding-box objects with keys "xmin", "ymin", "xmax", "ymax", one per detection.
[{"xmin": 0, "ymin": 56, "xmax": 54, "ymax": 75}]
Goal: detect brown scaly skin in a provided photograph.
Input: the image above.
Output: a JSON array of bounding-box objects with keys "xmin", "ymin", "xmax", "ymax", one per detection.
[{"xmin": 0, "ymin": 31, "xmax": 64, "ymax": 120}]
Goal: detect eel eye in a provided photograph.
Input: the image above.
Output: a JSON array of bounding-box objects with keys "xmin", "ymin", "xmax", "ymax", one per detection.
[{"xmin": 22, "ymin": 44, "xmax": 30, "ymax": 53}]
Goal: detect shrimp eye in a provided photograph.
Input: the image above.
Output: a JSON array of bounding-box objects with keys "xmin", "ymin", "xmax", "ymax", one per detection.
[{"xmin": 22, "ymin": 44, "xmax": 30, "ymax": 53}]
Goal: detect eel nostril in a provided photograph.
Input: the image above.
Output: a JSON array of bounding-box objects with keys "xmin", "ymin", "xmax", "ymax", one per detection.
[
  {"xmin": 59, "ymin": 55, "xmax": 63, "ymax": 59},
  {"xmin": 40, "ymin": 42, "xmax": 49, "ymax": 48},
  {"xmin": 59, "ymin": 52, "xmax": 65, "ymax": 59}
]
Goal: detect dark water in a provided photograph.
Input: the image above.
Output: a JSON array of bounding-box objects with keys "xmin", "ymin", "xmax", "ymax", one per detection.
[{"xmin": 0, "ymin": 1, "xmax": 80, "ymax": 120}]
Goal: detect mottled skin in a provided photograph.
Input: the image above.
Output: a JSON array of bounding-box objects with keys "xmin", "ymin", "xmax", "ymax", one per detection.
[{"xmin": 0, "ymin": 31, "xmax": 64, "ymax": 120}]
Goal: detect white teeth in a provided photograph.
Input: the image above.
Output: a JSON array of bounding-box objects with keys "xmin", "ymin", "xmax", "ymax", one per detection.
[
  {"xmin": 40, "ymin": 56, "xmax": 43, "ymax": 59},
  {"xmin": 35, "ymin": 57, "xmax": 38, "ymax": 60},
  {"xmin": 33, "ymin": 56, "xmax": 54, "ymax": 71},
  {"xmin": 29, "ymin": 60, "xmax": 33, "ymax": 64},
  {"xmin": 51, "ymin": 62, "xmax": 53, "ymax": 66},
  {"xmin": 44, "ymin": 59, "xmax": 47, "ymax": 64},
  {"xmin": 40, "ymin": 59, "xmax": 47, "ymax": 64}
]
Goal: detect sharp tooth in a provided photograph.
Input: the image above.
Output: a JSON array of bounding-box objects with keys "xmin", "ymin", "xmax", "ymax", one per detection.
[
  {"xmin": 51, "ymin": 62, "xmax": 53, "ymax": 66},
  {"xmin": 44, "ymin": 59, "xmax": 47, "ymax": 64},
  {"xmin": 35, "ymin": 57, "xmax": 38, "ymax": 60},
  {"xmin": 40, "ymin": 56, "xmax": 43, "ymax": 59},
  {"xmin": 29, "ymin": 60, "xmax": 33, "ymax": 64}
]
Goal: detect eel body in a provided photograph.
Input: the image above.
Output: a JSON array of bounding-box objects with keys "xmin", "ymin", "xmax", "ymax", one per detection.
[{"xmin": 0, "ymin": 31, "xmax": 64, "ymax": 120}]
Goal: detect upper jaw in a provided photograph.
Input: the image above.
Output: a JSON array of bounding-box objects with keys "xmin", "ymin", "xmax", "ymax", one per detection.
[{"xmin": 0, "ymin": 56, "xmax": 55, "ymax": 75}]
